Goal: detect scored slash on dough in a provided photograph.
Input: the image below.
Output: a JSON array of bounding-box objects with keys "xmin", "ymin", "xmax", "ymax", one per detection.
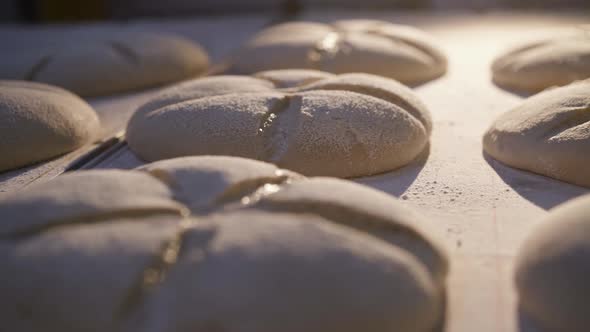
[
  {"xmin": 257, "ymin": 94, "xmax": 303, "ymax": 164},
  {"xmin": 491, "ymin": 34, "xmax": 590, "ymax": 93},
  {"xmin": 255, "ymin": 194, "xmax": 446, "ymax": 283},
  {"xmin": 231, "ymin": 20, "xmax": 447, "ymax": 85},
  {"xmin": 7, "ymin": 32, "xmax": 210, "ymax": 97},
  {"xmin": 306, "ymin": 25, "xmax": 441, "ymax": 70},
  {"xmin": 23, "ymin": 56, "xmax": 53, "ymax": 81},
  {"xmin": 117, "ymin": 168, "xmax": 300, "ymax": 318},
  {"xmin": 108, "ymin": 41, "xmax": 141, "ymax": 65},
  {"xmin": 214, "ymin": 171, "xmax": 298, "ymax": 208},
  {"xmin": 308, "ymin": 31, "xmax": 344, "ymax": 64},
  {"xmin": 363, "ymin": 28, "xmax": 440, "ymax": 65},
  {"xmin": 0, "ymin": 207, "xmax": 185, "ymax": 239},
  {"xmin": 483, "ymin": 79, "xmax": 590, "ymax": 187},
  {"xmin": 0, "ymin": 156, "xmax": 447, "ymax": 331},
  {"xmin": 306, "ymin": 21, "xmax": 445, "ymax": 69},
  {"xmin": 540, "ymin": 106, "xmax": 590, "ymax": 140},
  {"xmin": 257, "ymin": 95, "xmax": 292, "ymax": 137},
  {"xmin": 117, "ymin": 215, "xmax": 198, "ymax": 319},
  {"xmin": 116, "ymin": 162, "xmax": 446, "ymax": 314},
  {"xmin": 126, "ymin": 71, "xmax": 432, "ymax": 178}
]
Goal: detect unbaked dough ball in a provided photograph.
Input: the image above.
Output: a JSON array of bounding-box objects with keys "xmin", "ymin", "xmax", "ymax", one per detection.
[
  {"xmin": 483, "ymin": 79, "xmax": 590, "ymax": 187},
  {"xmin": 0, "ymin": 155, "xmax": 448, "ymax": 332},
  {"xmin": 230, "ymin": 20, "xmax": 447, "ymax": 85},
  {"xmin": 126, "ymin": 70, "xmax": 432, "ymax": 178},
  {"xmin": 492, "ymin": 33, "xmax": 590, "ymax": 93},
  {"xmin": 0, "ymin": 80, "xmax": 100, "ymax": 172},
  {"xmin": 0, "ymin": 31, "xmax": 209, "ymax": 97},
  {"xmin": 515, "ymin": 194, "xmax": 590, "ymax": 332}
]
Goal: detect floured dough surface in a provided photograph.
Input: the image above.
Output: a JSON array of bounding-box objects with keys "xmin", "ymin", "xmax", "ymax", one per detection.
[
  {"xmin": 254, "ymin": 69, "xmax": 336, "ymax": 88},
  {"xmin": 483, "ymin": 79, "xmax": 590, "ymax": 187},
  {"xmin": 0, "ymin": 80, "xmax": 100, "ymax": 172},
  {"xmin": 126, "ymin": 70, "xmax": 432, "ymax": 178},
  {"xmin": 0, "ymin": 31, "xmax": 209, "ymax": 97},
  {"xmin": 492, "ymin": 32, "xmax": 590, "ymax": 93},
  {"xmin": 0, "ymin": 155, "xmax": 447, "ymax": 332},
  {"xmin": 230, "ymin": 20, "xmax": 447, "ymax": 85},
  {"xmin": 515, "ymin": 194, "xmax": 590, "ymax": 332}
]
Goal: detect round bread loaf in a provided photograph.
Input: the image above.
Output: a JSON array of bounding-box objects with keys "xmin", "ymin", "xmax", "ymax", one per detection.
[
  {"xmin": 230, "ymin": 20, "xmax": 447, "ymax": 85},
  {"xmin": 0, "ymin": 80, "xmax": 100, "ymax": 172},
  {"xmin": 0, "ymin": 156, "xmax": 447, "ymax": 332},
  {"xmin": 126, "ymin": 70, "xmax": 432, "ymax": 178},
  {"xmin": 515, "ymin": 194, "xmax": 590, "ymax": 332},
  {"xmin": 492, "ymin": 33, "xmax": 590, "ymax": 93},
  {"xmin": 0, "ymin": 31, "xmax": 209, "ymax": 97},
  {"xmin": 483, "ymin": 79, "xmax": 590, "ymax": 187}
]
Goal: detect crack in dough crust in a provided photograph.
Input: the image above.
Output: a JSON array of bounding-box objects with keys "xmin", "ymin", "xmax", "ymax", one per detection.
[
  {"xmin": 0, "ymin": 32, "xmax": 209, "ymax": 97},
  {"xmin": 230, "ymin": 20, "xmax": 447, "ymax": 85},
  {"xmin": 126, "ymin": 70, "xmax": 432, "ymax": 178},
  {"xmin": 308, "ymin": 31, "xmax": 344, "ymax": 64},
  {"xmin": 0, "ymin": 155, "xmax": 447, "ymax": 332}
]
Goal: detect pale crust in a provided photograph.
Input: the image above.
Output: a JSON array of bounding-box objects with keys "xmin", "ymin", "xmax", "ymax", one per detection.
[
  {"xmin": 0, "ymin": 32, "xmax": 209, "ymax": 97},
  {"xmin": 0, "ymin": 80, "xmax": 100, "ymax": 172},
  {"xmin": 516, "ymin": 194, "xmax": 590, "ymax": 332},
  {"xmin": 483, "ymin": 79, "xmax": 590, "ymax": 188},
  {"xmin": 492, "ymin": 34, "xmax": 590, "ymax": 93},
  {"xmin": 0, "ymin": 156, "xmax": 447, "ymax": 332},
  {"xmin": 254, "ymin": 69, "xmax": 336, "ymax": 88},
  {"xmin": 230, "ymin": 20, "xmax": 447, "ymax": 85},
  {"xmin": 126, "ymin": 70, "xmax": 432, "ymax": 178}
]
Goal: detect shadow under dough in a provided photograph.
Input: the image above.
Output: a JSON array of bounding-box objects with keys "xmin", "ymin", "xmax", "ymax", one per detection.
[
  {"xmin": 491, "ymin": 78, "xmax": 536, "ymax": 98},
  {"xmin": 354, "ymin": 143, "xmax": 430, "ymax": 198},
  {"xmin": 432, "ymin": 288, "xmax": 448, "ymax": 332},
  {"xmin": 483, "ymin": 151, "xmax": 589, "ymax": 210}
]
